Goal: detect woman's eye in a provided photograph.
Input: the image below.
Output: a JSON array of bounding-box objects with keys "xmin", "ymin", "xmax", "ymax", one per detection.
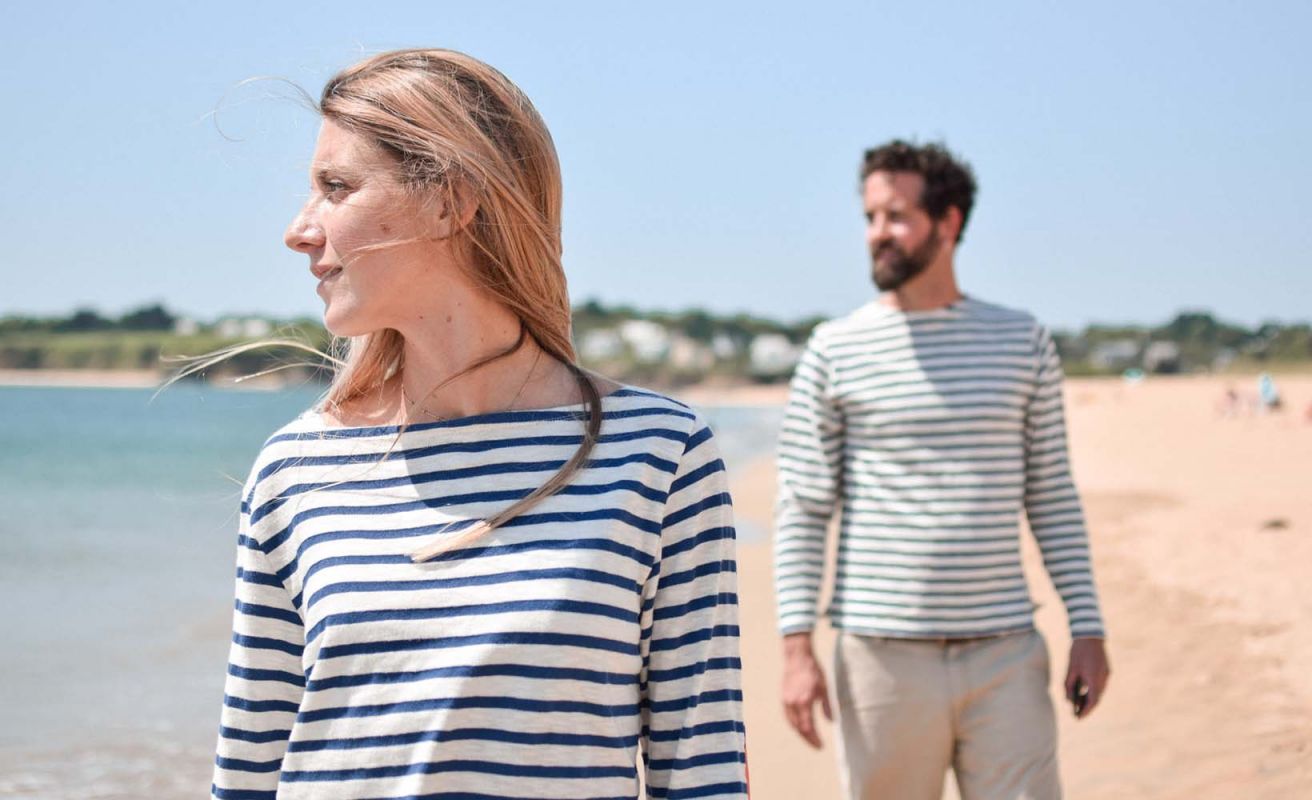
[{"xmin": 316, "ymin": 178, "xmax": 351, "ymax": 200}]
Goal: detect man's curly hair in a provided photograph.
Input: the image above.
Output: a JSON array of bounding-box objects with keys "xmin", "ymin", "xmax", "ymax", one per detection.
[{"xmin": 861, "ymin": 140, "xmax": 977, "ymax": 243}]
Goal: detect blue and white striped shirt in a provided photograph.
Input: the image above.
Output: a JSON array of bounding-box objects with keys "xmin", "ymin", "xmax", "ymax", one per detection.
[
  {"xmin": 774, "ymin": 297, "xmax": 1106, "ymax": 640},
  {"xmin": 212, "ymin": 387, "xmax": 748, "ymax": 800}
]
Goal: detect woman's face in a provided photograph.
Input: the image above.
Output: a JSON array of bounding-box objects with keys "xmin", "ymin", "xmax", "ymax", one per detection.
[{"xmin": 284, "ymin": 120, "xmax": 450, "ymax": 337}]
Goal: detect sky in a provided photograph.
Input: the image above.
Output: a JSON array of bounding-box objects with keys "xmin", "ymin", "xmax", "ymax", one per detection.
[{"xmin": 2, "ymin": 1, "xmax": 1309, "ymax": 330}]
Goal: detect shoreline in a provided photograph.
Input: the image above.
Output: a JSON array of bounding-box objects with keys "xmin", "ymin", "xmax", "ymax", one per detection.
[
  {"xmin": 0, "ymin": 369, "xmax": 314, "ymax": 393},
  {"xmin": 0, "ymin": 369, "xmax": 165, "ymax": 389},
  {"xmin": 0, "ymin": 368, "xmax": 801, "ymax": 404},
  {"xmin": 4, "ymin": 367, "xmax": 1306, "ymax": 392}
]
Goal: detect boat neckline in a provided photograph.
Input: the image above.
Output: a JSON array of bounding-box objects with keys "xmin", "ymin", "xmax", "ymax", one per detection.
[{"xmin": 291, "ymin": 384, "xmax": 642, "ymax": 436}]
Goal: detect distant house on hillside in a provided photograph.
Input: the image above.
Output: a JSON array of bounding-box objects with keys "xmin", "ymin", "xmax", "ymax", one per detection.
[
  {"xmin": 1143, "ymin": 341, "xmax": 1182, "ymax": 374},
  {"xmin": 578, "ymin": 328, "xmax": 624, "ymax": 362},
  {"xmin": 667, "ymin": 335, "xmax": 714, "ymax": 373},
  {"xmin": 711, "ymin": 333, "xmax": 739, "ymax": 361},
  {"xmin": 619, "ymin": 320, "xmax": 670, "ymax": 364},
  {"xmin": 216, "ymin": 317, "xmax": 274, "ymax": 340},
  {"xmin": 1089, "ymin": 339, "xmax": 1140, "ymax": 372},
  {"xmin": 748, "ymin": 334, "xmax": 801, "ymax": 381}
]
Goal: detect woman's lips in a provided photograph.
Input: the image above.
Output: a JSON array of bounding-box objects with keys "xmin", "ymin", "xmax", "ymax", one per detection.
[
  {"xmin": 311, "ymin": 262, "xmax": 343, "ymax": 279},
  {"xmin": 316, "ymin": 266, "xmax": 343, "ymax": 295}
]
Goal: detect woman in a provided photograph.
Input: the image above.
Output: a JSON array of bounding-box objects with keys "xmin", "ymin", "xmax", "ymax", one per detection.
[{"xmin": 211, "ymin": 49, "xmax": 748, "ymax": 799}]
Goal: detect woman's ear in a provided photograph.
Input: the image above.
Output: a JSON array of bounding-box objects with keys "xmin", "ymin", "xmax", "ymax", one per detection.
[{"xmin": 427, "ymin": 181, "xmax": 479, "ymax": 239}]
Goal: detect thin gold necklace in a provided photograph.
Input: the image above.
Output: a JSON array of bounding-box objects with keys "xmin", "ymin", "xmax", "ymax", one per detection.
[{"xmin": 401, "ymin": 347, "xmax": 541, "ymax": 423}]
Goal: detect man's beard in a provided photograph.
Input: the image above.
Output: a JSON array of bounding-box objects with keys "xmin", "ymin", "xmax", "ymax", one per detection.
[{"xmin": 870, "ymin": 229, "xmax": 942, "ymax": 291}]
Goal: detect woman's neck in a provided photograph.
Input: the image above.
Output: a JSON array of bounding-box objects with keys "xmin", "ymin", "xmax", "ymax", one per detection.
[{"xmin": 389, "ymin": 291, "xmax": 579, "ymax": 423}]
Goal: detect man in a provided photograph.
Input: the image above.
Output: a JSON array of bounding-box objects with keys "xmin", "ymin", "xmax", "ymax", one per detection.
[{"xmin": 774, "ymin": 140, "xmax": 1110, "ymax": 799}]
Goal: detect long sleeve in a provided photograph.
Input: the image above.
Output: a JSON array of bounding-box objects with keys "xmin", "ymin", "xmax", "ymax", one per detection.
[
  {"xmin": 1024, "ymin": 326, "xmax": 1107, "ymax": 639},
  {"xmin": 639, "ymin": 421, "xmax": 749, "ymax": 799},
  {"xmin": 773, "ymin": 333, "xmax": 844, "ymax": 635},
  {"xmin": 212, "ymin": 484, "xmax": 306, "ymax": 800}
]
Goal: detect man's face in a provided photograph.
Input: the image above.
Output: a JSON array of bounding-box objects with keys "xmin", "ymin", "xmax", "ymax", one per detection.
[{"xmin": 862, "ymin": 170, "xmax": 942, "ymax": 292}]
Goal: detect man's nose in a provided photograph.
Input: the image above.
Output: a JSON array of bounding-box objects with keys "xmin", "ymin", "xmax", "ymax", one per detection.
[{"xmin": 868, "ymin": 218, "xmax": 891, "ymax": 244}]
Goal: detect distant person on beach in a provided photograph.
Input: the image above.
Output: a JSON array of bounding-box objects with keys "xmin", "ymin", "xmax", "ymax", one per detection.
[
  {"xmin": 773, "ymin": 140, "xmax": 1110, "ymax": 799},
  {"xmin": 1217, "ymin": 384, "xmax": 1242, "ymax": 417},
  {"xmin": 207, "ymin": 49, "xmax": 747, "ymax": 800},
  {"xmin": 1258, "ymin": 372, "xmax": 1282, "ymax": 412}
]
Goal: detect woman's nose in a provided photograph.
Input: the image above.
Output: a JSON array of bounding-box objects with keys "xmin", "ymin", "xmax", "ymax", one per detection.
[{"xmin": 284, "ymin": 204, "xmax": 325, "ymax": 253}]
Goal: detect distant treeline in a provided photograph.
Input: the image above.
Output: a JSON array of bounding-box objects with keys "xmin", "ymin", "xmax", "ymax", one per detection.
[
  {"xmin": 1053, "ymin": 311, "xmax": 1312, "ymax": 375},
  {"xmin": 0, "ymin": 301, "xmax": 827, "ymax": 341},
  {"xmin": 572, "ymin": 299, "xmax": 827, "ymax": 345},
  {"xmin": 1, "ymin": 302, "xmax": 1309, "ymax": 381},
  {"xmin": 0, "ymin": 304, "xmax": 181, "ymax": 334},
  {"xmin": 0, "ymin": 305, "xmax": 330, "ymax": 376}
]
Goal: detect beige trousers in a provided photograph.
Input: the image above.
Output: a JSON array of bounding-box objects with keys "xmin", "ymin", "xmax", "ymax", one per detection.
[{"xmin": 833, "ymin": 630, "xmax": 1061, "ymax": 800}]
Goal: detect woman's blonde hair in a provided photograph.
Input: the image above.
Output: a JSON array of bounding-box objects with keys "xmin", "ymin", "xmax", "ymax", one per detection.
[
  {"xmin": 320, "ymin": 50, "xmax": 576, "ymax": 403},
  {"xmin": 323, "ymin": 49, "xmax": 602, "ymax": 560},
  {"xmin": 181, "ymin": 49, "xmax": 602, "ymax": 561}
]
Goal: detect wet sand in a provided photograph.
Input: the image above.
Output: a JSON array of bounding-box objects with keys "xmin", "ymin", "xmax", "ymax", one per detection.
[{"xmin": 725, "ymin": 375, "xmax": 1312, "ymax": 799}]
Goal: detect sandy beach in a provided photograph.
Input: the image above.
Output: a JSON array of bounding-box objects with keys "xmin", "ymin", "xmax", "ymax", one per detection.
[
  {"xmin": 0, "ymin": 368, "xmax": 163, "ymax": 388},
  {"xmin": 724, "ymin": 375, "xmax": 1312, "ymax": 799},
  {"xmin": 0, "ymin": 368, "xmax": 316, "ymax": 392}
]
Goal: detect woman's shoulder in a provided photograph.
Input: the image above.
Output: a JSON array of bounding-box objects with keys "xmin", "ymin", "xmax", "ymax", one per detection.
[
  {"xmin": 258, "ymin": 404, "xmax": 374, "ymax": 444},
  {"xmin": 601, "ymin": 383, "xmax": 707, "ymax": 430},
  {"xmin": 603, "ymin": 385, "xmax": 727, "ymax": 472},
  {"xmin": 237, "ymin": 409, "xmax": 332, "ymax": 494}
]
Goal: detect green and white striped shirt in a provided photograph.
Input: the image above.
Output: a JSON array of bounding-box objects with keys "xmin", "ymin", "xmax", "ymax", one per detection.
[{"xmin": 774, "ymin": 297, "xmax": 1105, "ymax": 640}]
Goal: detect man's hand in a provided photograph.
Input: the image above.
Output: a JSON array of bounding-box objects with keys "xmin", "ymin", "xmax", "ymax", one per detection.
[
  {"xmin": 781, "ymin": 632, "xmax": 832, "ymax": 749},
  {"xmin": 1065, "ymin": 637, "xmax": 1111, "ymax": 719}
]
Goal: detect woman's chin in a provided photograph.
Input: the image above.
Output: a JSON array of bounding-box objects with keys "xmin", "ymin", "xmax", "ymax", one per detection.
[{"xmin": 322, "ymin": 308, "xmax": 373, "ymax": 339}]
